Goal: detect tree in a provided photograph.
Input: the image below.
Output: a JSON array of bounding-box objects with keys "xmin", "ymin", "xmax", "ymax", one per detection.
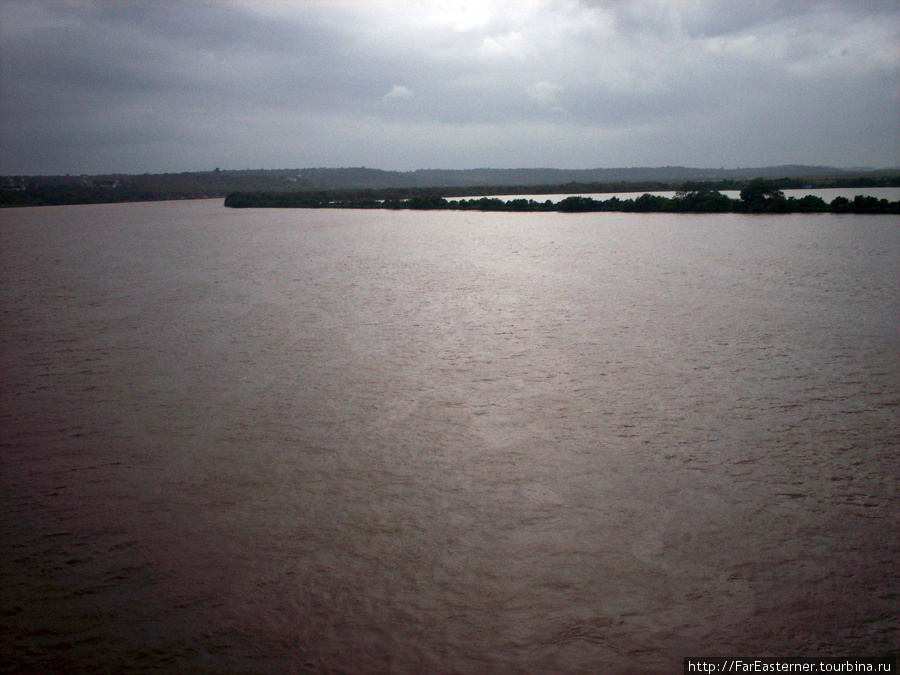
[
  {"xmin": 407, "ymin": 194, "xmax": 448, "ymax": 209},
  {"xmin": 674, "ymin": 188, "xmax": 732, "ymax": 212},
  {"xmin": 632, "ymin": 193, "xmax": 669, "ymax": 211},
  {"xmin": 740, "ymin": 178, "xmax": 784, "ymax": 204},
  {"xmin": 740, "ymin": 178, "xmax": 786, "ymax": 212}
]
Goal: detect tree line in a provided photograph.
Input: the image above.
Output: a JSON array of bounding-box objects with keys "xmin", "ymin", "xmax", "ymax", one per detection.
[{"xmin": 223, "ymin": 179, "xmax": 900, "ymax": 214}]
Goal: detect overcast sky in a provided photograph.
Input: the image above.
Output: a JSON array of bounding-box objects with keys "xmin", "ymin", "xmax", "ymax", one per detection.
[{"xmin": 1, "ymin": 0, "xmax": 898, "ymax": 175}]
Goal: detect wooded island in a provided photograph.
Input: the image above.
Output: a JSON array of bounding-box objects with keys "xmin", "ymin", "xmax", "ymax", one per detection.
[{"xmin": 224, "ymin": 179, "xmax": 900, "ymax": 214}]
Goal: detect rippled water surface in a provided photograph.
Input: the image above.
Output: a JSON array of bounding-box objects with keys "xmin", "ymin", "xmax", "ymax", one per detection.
[{"xmin": 2, "ymin": 200, "xmax": 898, "ymax": 674}]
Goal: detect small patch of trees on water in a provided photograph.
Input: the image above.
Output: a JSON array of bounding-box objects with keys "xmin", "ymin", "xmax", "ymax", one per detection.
[{"xmin": 224, "ymin": 179, "xmax": 900, "ymax": 214}]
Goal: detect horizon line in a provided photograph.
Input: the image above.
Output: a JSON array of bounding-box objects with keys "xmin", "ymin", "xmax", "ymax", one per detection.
[{"xmin": 4, "ymin": 163, "xmax": 899, "ymax": 178}]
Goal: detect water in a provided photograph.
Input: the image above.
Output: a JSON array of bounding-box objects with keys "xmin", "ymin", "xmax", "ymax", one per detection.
[
  {"xmin": 484, "ymin": 187, "xmax": 900, "ymax": 203},
  {"xmin": 2, "ymin": 200, "xmax": 898, "ymax": 674}
]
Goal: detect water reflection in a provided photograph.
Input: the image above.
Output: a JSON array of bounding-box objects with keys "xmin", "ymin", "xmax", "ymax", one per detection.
[{"xmin": 1, "ymin": 202, "xmax": 898, "ymax": 673}]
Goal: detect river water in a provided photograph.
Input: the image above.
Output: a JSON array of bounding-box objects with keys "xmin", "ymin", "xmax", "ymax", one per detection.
[
  {"xmin": 1, "ymin": 200, "xmax": 898, "ymax": 674},
  {"xmin": 484, "ymin": 187, "xmax": 900, "ymax": 203}
]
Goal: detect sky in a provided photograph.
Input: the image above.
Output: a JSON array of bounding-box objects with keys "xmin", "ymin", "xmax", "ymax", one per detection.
[{"xmin": 1, "ymin": 0, "xmax": 898, "ymax": 175}]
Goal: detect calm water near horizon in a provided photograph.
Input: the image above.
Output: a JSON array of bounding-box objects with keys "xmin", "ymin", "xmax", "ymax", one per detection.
[
  {"xmin": 1, "ymin": 200, "xmax": 898, "ymax": 674},
  {"xmin": 483, "ymin": 187, "xmax": 900, "ymax": 203}
]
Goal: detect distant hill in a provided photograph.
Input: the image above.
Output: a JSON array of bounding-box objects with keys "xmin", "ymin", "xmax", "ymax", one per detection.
[
  {"xmin": 263, "ymin": 165, "xmax": 900, "ymax": 189},
  {"xmin": 3, "ymin": 165, "xmax": 899, "ymax": 207},
  {"xmin": 399, "ymin": 165, "xmax": 858, "ymax": 188},
  {"xmin": 229, "ymin": 165, "xmax": 896, "ymax": 190}
]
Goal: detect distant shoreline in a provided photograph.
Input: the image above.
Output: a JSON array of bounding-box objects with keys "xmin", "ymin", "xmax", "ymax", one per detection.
[
  {"xmin": 224, "ymin": 186, "xmax": 900, "ymax": 215},
  {"xmin": 2, "ymin": 165, "xmax": 898, "ymax": 208}
]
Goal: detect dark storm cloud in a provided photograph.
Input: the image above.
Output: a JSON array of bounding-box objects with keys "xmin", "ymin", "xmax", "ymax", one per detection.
[{"xmin": 1, "ymin": 0, "xmax": 897, "ymax": 174}]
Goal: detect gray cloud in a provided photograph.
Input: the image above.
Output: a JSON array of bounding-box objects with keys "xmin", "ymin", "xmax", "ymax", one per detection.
[{"xmin": 1, "ymin": 0, "xmax": 897, "ymax": 174}]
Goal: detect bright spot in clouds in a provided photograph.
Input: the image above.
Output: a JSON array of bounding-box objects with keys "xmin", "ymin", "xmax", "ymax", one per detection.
[
  {"xmin": 527, "ymin": 81, "xmax": 564, "ymax": 111},
  {"xmin": 383, "ymin": 85, "xmax": 414, "ymax": 102}
]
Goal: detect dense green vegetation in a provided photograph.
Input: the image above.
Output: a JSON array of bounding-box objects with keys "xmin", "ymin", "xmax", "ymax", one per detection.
[
  {"xmin": 3, "ymin": 166, "xmax": 899, "ymax": 208},
  {"xmin": 0, "ymin": 169, "xmax": 292, "ymax": 207},
  {"xmin": 224, "ymin": 179, "xmax": 900, "ymax": 214}
]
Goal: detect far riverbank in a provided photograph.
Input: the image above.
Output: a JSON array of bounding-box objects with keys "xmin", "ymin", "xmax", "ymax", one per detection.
[{"xmin": 225, "ymin": 181, "xmax": 900, "ymax": 215}]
